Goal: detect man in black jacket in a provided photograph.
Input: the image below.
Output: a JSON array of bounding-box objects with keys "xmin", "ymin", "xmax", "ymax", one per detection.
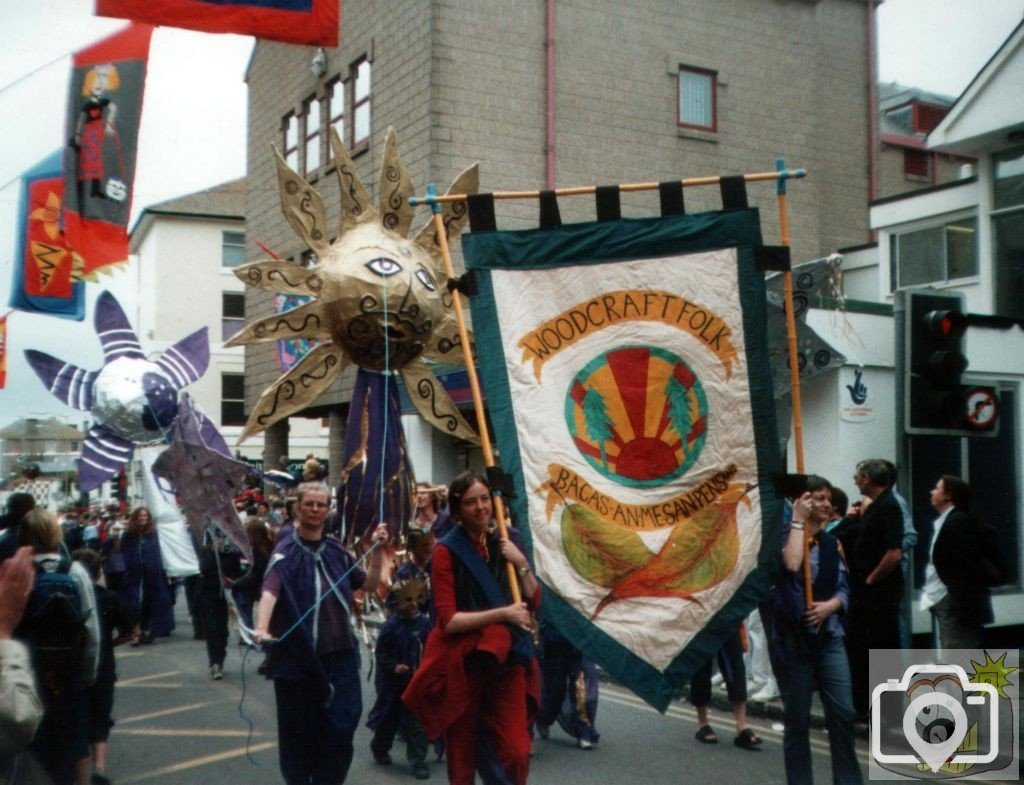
[
  {"xmin": 846, "ymin": 459, "xmax": 904, "ymax": 717},
  {"xmin": 919, "ymin": 475, "xmax": 992, "ymax": 655}
]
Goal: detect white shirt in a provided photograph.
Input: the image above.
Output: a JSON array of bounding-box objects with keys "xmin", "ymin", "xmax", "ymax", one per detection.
[{"xmin": 919, "ymin": 507, "xmax": 952, "ymax": 611}]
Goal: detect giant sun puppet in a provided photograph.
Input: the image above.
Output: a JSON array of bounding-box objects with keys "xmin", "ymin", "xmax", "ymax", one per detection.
[{"xmin": 227, "ymin": 128, "xmax": 480, "ymax": 540}]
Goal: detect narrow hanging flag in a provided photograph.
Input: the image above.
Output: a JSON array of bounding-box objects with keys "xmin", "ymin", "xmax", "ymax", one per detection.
[
  {"xmin": 9, "ymin": 151, "xmax": 86, "ymax": 320},
  {"xmin": 463, "ymin": 207, "xmax": 783, "ymax": 711},
  {"xmin": 96, "ymin": 0, "xmax": 339, "ymax": 47},
  {"xmin": 63, "ymin": 23, "xmax": 154, "ymax": 276},
  {"xmin": 0, "ymin": 314, "xmax": 8, "ymax": 389}
]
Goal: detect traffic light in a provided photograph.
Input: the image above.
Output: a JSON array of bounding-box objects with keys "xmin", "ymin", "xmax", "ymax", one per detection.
[{"xmin": 904, "ymin": 290, "xmax": 998, "ymax": 435}]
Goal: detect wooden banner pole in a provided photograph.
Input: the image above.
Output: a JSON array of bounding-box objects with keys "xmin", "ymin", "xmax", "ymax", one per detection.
[
  {"xmin": 773, "ymin": 160, "xmax": 813, "ymax": 608},
  {"xmin": 426, "ymin": 186, "xmax": 521, "ymax": 604},
  {"xmin": 411, "ymin": 168, "xmax": 805, "ymax": 207}
]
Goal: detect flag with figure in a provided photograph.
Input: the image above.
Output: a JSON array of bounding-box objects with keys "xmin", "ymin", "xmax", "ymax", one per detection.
[
  {"xmin": 463, "ymin": 207, "xmax": 783, "ymax": 711},
  {"xmin": 63, "ymin": 23, "xmax": 153, "ymax": 276},
  {"xmin": 96, "ymin": 0, "xmax": 339, "ymax": 46},
  {"xmin": 9, "ymin": 151, "xmax": 85, "ymax": 320}
]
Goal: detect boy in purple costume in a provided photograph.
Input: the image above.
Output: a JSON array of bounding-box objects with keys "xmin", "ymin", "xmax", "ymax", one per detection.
[{"xmin": 368, "ymin": 579, "xmax": 433, "ymax": 779}]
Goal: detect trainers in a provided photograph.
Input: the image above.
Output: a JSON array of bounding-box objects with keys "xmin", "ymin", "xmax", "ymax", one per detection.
[
  {"xmin": 210, "ymin": 664, "xmax": 223, "ymax": 680},
  {"xmin": 536, "ymin": 723, "xmax": 550, "ymax": 740},
  {"xmin": 577, "ymin": 738, "xmax": 593, "ymax": 750},
  {"xmin": 750, "ymin": 683, "xmax": 779, "ymax": 702},
  {"xmin": 413, "ymin": 762, "xmax": 430, "ymax": 779}
]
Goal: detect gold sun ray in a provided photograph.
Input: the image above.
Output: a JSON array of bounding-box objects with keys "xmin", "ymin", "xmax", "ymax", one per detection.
[
  {"xmin": 378, "ymin": 128, "xmax": 416, "ymax": 237},
  {"xmin": 225, "ymin": 299, "xmax": 329, "ymax": 347},
  {"xmin": 232, "ymin": 259, "xmax": 325, "ymax": 297},
  {"xmin": 330, "ymin": 127, "xmax": 373, "ymax": 233},
  {"xmin": 274, "ymin": 148, "xmax": 333, "ymax": 260},
  {"xmin": 241, "ymin": 343, "xmax": 350, "ymax": 441}
]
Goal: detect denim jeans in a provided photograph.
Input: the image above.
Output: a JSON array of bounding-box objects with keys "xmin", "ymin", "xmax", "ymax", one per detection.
[{"xmin": 776, "ymin": 628, "xmax": 863, "ymax": 785}]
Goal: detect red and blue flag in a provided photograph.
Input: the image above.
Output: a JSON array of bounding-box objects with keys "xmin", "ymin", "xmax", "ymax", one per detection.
[
  {"xmin": 96, "ymin": 0, "xmax": 339, "ymax": 46},
  {"xmin": 9, "ymin": 151, "xmax": 85, "ymax": 321}
]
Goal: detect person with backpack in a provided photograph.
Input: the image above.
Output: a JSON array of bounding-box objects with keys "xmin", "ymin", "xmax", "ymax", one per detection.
[
  {"xmin": 15, "ymin": 508, "xmax": 100, "ymax": 785},
  {"xmin": 919, "ymin": 475, "xmax": 995, "ymax": 656},
  {"xmin": 0, "ymin": 545, "xmax": 44, "ymax": 763}
]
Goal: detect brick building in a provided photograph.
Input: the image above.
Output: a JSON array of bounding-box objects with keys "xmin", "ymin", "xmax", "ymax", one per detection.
[{"xmin": 243, "ymin": 0, "xmax": 877, "ymax": 475}]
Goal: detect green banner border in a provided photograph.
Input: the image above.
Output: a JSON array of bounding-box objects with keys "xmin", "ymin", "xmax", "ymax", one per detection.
[{"xmin": 463, "ymin": 209, "xmax": 783, "ymax": 711}]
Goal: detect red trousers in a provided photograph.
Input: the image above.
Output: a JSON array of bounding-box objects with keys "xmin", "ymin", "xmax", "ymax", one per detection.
[{"xmin": 444, "ymin": 661, "xmax": 531, "ymax": 785}]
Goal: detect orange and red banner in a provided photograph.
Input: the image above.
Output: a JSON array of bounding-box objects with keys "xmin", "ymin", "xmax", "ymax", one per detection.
[
  {"xmin": 96, "ymin": 0, "xmax": 339, "ymax": 46},
  {"xmin": 62, "ymin": 23, "xmax": 153, "ymax": 276},
  {"xmin": 9, "ymin": 151, "xmax": 85, "ymax": 320}
]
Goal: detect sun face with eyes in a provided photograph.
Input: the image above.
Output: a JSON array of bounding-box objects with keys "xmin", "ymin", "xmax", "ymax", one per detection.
[{"xmin": 321, "ymin": 222, "xmax": 443, "ymax": 370}]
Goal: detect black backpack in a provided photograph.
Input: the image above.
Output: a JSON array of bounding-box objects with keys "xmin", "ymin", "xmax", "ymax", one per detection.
[{"xmin": 15, "ymin": 560, "xmax": 86, "ymax": 694}]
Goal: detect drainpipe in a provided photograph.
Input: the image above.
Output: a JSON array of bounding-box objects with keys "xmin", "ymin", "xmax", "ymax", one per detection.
[
  {"xmin": 867, "ymin": 0, "xmax": 879, "ymax": 240},
  {"xmin": 545, "ymin": 0, "xmax": 556, "ymax": 189}
]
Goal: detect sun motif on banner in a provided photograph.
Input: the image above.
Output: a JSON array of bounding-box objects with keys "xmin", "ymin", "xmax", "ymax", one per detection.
[{"xmin": 565, "ymin": 345, "xmax": 708, "ymax": 488}]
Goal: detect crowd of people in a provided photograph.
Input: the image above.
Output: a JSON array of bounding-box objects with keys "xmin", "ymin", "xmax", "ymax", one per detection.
[{"xmin": 0, "ymin": 455, "xmax": 1001, "ymax": 785}]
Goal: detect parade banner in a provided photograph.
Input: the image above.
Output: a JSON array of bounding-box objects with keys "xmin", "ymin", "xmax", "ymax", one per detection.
[
  {"xmin": 9, "ymin": 152, "xmax": 86, "ymax": 320},
  {"xmin": 273, "ymin": 292, "xmax": 318, "ymax": 371},
  {"xmin": 463, "ymin": 209, "xmax": 783, "ymax": 710},
  {"xmin": 97, "ymin": 0, "xmax": 340, "ymax": 46},
  {"xmin": 63, "ymin": 24, "xmax": 153, "ymax": 276}
]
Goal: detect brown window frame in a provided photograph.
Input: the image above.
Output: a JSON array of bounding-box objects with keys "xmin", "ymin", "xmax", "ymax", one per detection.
[{"xmin": 677, "ymin": 65, "xmax": 717, "ymax": 133}]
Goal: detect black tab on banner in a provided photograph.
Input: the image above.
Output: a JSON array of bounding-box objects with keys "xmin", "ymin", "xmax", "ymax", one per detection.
[
  {"xmin": 467, "ymin": 193, "xmax": 497, "ymax": 232},
  {"xmin": 659, "ymin": 181, "xmax": 685, "ymax": 216},
  {"xmin": 595, "ymin": 185, "xmax": 621, "ymax": 221},
  {"xmin": 485, "ymin": 465, "xmax": 516, "ymax": 499},
  {"xmin": 755, "ymin": 245, "xmax": 792, "ymax": 272},
  {"xmin": 539, "ymin": 190, "xmax": 562, "ymax": 228},
  {"xmin": 447, "ymin": 270, "xmax": 479, "ymax": 297},
  {"xmin": 719, "ymin": 176, "xmax": 748, "ymax": 210}
]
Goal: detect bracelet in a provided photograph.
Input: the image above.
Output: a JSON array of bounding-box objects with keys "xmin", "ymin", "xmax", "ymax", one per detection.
[
  {"xmin": 790, "ymin": 521, "xmax": 805, "ymax": 531},
  {"xmin": 517, "ymin": 565, "xmax": 531, "ymax": 577}
]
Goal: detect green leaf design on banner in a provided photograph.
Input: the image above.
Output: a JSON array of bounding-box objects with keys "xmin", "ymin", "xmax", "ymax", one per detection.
[
  {"xmin": 591, "ymin": 484, "xmax": 749, "ymax": 618},
  {"xmin": 561, "ymin": 503, "xmax": 654, "ymax": 588}
]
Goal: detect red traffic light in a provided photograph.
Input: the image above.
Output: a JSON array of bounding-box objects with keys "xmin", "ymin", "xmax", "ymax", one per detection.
[{"xmin": 924, "ymin": 309, "xmax": 967, "ymax": 339}]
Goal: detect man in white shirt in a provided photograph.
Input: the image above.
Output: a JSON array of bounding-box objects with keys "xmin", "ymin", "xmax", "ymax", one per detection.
[{"xmin": 919, "ymin": 475, "xmax": 991, "ymax": 656}]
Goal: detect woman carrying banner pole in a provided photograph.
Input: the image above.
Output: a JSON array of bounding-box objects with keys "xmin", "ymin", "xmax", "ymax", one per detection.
[{"xmin": 403, "ymin": 470, "xmax": 541, "ymax": 785}]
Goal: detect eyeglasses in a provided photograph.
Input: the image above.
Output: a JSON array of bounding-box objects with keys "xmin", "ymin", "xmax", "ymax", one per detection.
[{"xmin": 300, "ymin": 501, "xmax": 329, "ymax": 508}]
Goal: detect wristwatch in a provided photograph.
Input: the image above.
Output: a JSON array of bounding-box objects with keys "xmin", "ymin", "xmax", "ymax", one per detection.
[{"xmin": 517, "ymin": 565, "xmax": 531, "ymax": 577}]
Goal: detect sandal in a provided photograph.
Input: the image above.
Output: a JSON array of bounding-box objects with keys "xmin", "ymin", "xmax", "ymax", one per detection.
[
  {"xmin": 694, "ymin": 724, "xmax": 718, "ymax": 744},
  {"xmin": 734, "ymin": 728, "xmax": 763, "ymax": 749}
]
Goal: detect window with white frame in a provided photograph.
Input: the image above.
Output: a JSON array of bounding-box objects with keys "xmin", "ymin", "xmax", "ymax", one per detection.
[
  {"xmin": 222, "ymin": 292, "xmax": 245, "ymax": 342},
  {"xmin": 221, "ymin": 373, "xmax": 246, "ymax": 426},
  {"xmin": 327, "ymin": 77, "xmax": 345, "ymax": 159},
  {"xmin": 889, "ymin": 216, "xmax": 978, "ymax": 290},
  {"xmin": 221, "ymin": 231, "xmax": 246, "ymax": 267},
  {"xmin": 303, "ymin": 95, "xmax": 322, "ymax": 175},
  {"xmin": 993, "ymin": 146, "xmax": 1024, "ymax": 318},
  {"xmin": 352, "ymin": 57, "xmax": 371, "ymax": 146},
  {"xmin": 677, "ymin": 65, "xmax": 716, "ymax": 132},
  {"xmin": 283, "ymin": 112, "xmax": 299, "ymax": 171}
]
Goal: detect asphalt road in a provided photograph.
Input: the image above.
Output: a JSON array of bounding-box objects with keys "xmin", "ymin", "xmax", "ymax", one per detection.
[{"xmin": 100, "ymin": 602, "xmax": 875, "ymax": 785}]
